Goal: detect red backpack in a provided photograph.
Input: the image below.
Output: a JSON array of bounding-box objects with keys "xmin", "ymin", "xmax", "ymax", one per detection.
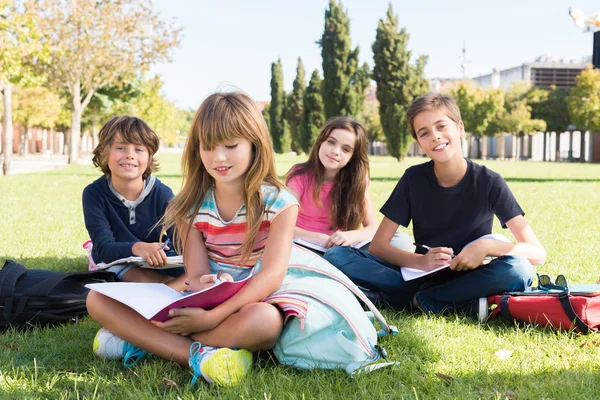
[{"xmin": 488, "ymin": 276, "xmax": 600, "ymax": 334}]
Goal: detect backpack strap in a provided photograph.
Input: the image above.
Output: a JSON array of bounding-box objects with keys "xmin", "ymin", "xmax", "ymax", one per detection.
[
  {"xmin": 557, "ymin": 291, "xmax": 595, "ymax": 334},
  {"xmin": 499, "ymin": 294, "xmax": 514, "ymax": 323},
  {"xmin": 22, "ymin": 271, "xmax": 116, "ymax": 297},
  {"xmin": 0, "ymin": 260, "xmax": 28, "ymax": 322}
]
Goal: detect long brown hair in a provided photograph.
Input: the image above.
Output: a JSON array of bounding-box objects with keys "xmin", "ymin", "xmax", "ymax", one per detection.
[
  {"xmin": 285, "ymin": 116, "xmax": 369, "ymax": 231},
  {"xmin": 161, "ymin": 91, "xmax": 283, "ymax": 266}
]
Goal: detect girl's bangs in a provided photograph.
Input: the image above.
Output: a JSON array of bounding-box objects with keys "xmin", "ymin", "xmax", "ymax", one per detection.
[{"xmin": 198, "ymin": 109, "xmax": 251, "ymax": 150}]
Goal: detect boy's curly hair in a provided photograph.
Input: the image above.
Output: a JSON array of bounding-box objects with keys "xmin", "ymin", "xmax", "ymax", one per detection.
[{"xmin": 92, "ymin": 116, "xmax": 160, "ymax": 179}]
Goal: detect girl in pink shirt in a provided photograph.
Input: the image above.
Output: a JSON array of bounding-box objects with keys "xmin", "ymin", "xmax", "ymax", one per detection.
[{"xmin": 286, "ymin": 117, "xmax": 378, "ymax": 250}]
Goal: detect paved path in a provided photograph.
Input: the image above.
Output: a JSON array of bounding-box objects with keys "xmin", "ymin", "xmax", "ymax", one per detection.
[{"xmin": 2, "ymin": 154, "xmax": 75, "ymax": 175}]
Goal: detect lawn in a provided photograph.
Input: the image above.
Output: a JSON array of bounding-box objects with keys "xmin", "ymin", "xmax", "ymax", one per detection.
[{"xmin": 0, "ymin": 153, "xmax": 599, "ymax": 399}]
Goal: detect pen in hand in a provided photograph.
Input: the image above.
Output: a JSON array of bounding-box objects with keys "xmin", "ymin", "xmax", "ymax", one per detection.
[
  {"xmin": 413, "ymin": 242, "xmax": 456, "ymax": 258},
  {"xmin": 160, "ymin": 238, "xmax": 171, "ymax": 251}
]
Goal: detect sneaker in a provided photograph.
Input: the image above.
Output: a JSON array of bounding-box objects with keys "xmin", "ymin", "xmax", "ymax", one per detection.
[
  {"xmin": 188, "ymin": 342, "xmax": 252, "ymax": 386},
  {"xmin": 92, "ymin": 328, "xmax": 148, "ymax": 368},
  {"xmin": 476, "ymin": 297, "xmax": 489, "ymax": 323}
]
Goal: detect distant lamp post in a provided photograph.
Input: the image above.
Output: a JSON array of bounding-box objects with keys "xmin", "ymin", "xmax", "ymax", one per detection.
[{"xmin": 569, "ymin": 7, "xmax": 600, "ymax": 68}]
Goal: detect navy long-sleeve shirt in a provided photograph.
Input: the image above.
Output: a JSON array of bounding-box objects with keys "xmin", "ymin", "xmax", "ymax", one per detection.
[{"xmin": 82, "ymin": 175, "xmax": 174, "ymax": 264}]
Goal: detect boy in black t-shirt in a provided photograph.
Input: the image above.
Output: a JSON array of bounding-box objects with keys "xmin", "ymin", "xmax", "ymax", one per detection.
[{"xmin": 323, "ymin": 92, "xmax": 546, "ymax": 319}]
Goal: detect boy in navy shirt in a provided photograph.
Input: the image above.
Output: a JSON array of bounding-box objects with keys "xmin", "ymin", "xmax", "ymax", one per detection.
[
  {"xmin": 324, "ymin": 93, "xmax": 546, "ymax": 320},
  {"xmin": 83, "ymin": 116, "xmax": 182, "ymax": 283}
]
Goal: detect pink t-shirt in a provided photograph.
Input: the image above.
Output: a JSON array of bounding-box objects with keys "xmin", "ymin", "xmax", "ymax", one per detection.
[{"xmin": 287, "ymin": 171, "xmax": 335, "ymax": 235}]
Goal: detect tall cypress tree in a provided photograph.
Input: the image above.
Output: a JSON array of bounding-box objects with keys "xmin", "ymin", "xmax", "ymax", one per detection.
[
  {"xmin": 372, "ymin": 4, "xmax": 428, "ymax": 160},
  {"xmin": 285, "ymin": 58, "xmax": 306, "ymax": 154},
  {"xmin": 319, "ymin": 0, "xmax": 369, "ymax": 119},
  {"xmin": 300, "ymin": 70, "xmax": 325, "ymax": 154},
  {"xmin": 269, "ymin": 59, "xmax": 290, "ymax": 153}
]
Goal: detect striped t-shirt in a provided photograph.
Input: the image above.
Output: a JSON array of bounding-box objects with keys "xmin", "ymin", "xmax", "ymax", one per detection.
[{"xmin": 192, "ymin": 184, "xmax": 298, "ymax": 270}]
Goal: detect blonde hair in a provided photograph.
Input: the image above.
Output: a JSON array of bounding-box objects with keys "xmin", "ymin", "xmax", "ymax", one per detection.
[
  {"xmin": 406, "ymin": 92, "xmax": 462, "ymax": 140},
  {"xmin": 92, "ymin": 116, "xmax": 160, "ymax": 179},
  {"xmin": 285, "ymin": 116, "xmax": 369, "ymax": 231},
  {"xmin": 161, "ymin": 91, "xmax": 283, "ymax": 266}
]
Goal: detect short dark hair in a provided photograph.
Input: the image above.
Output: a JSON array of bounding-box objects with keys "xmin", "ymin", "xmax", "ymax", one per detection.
[
  {"xmin": 406, "ymin": 92, "xmax": 462, "ymax": 140},
  {"xmin": 92, "ymin": 116, "xmax": 160, "ymax": 179}
]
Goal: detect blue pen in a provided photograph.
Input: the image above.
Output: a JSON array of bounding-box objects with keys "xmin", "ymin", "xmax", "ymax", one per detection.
[{"xmin": 161, "ymin": 237, "xmax": 171, "ymax": 251}]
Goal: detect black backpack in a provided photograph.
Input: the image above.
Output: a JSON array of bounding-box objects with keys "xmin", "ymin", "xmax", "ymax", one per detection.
[{"xmin": 0, "ymin": 260, "xmax": 116, "ymax": 330}]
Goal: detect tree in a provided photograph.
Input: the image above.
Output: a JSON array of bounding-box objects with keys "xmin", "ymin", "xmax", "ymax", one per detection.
[
  {"xmin": 269, "ymin": 59, "xmax": 289, "ymax": 153},
  {"xmin": 359, "ymin": 101, "xmax": 383, "ymax": 154},
  {"xmin": 567, "ymin": 67, "xmax": 600, "ymax": 163},
  {"xmin": 372, "ymin": 4, "xmax": 428, "ymax": 160},
  {"xmin": 1, "ymin": 0, "xmax": 46, "ymax": 175},
  {"xmin": 285, "ymin": 58, "xmax": 306, "ymax": 154},
  {"xmin": 528, "ymin": 86, "xmax": 569, "ymax": 161},
  {"xmin": 451, "ymin": 82, "xmax": 504, "ymax": 158},
  {"xmin": 36, "ymin": 0, "xmax": 181, "ymax": 163},
  {"xmin": 319, "ymin": 0, "xmax": 370, "ymax": 118},
  {"xmin": 299, "ymin": 70, "xmax": 325, "ymax": 154},
  {"xmin": 488, "ymin": 82, "xmax": 546, "ymax": 160},
  {"xmin": 262, "ymin": 104, "xmax": 271, "ymax": 133},
  {"xmin": 13, "ymin": 86, "xmax": 63, "ymax": 155}
]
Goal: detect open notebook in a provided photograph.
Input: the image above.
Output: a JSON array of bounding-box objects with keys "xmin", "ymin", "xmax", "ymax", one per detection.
[
  {"xmin": 95, "ymin": 255, "xmax": 184, "ymax": 270},
  {"xmin": 86, "ymin": 274, "xmax": 251, "ymax": 322},
  {"xmin": 293, "ymin": 238, "xmax": 371, "ymax": 253},
  {"xmin": 400, "ymin": 234, "xmax": 511, "ymax": 281}
]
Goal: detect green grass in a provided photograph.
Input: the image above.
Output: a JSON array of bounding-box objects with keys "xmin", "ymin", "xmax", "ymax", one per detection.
[{"xmin": 1, "ymin": 154, "xmax": 600, "ymax": 399}]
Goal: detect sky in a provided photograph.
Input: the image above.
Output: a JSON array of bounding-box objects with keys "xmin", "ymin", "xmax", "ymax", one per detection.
[{"xmin": 151, "ymin": 0, "xmax": 599, "ymax": 110}]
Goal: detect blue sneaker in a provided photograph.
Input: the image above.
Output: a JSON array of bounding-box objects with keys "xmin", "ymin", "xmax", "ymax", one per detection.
[
  {"xmin": 92, "ymin": 328, "xmax": 148, "ymax": 368},
  {"xmin": 188, "ymin": 342, "xmax": 252, "ymax": 386}
]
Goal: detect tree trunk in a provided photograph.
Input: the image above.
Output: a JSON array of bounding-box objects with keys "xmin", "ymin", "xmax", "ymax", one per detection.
[
  {"xmin": 554, "ymin": 131, "xmax": 561, "ymax": 161},
  {"xmin": 19, "ymin": 127, "xmax": 27, "ymax": 156},
  {"xmin": 50, "ymin": 128, "xmax": 55, "ymax": 154},
  {"xmin": 568, "ymin": 131, "xmax": 574, "ymax": 162},
  {"xmin": 2, "ymin": 81, "xmax": 13, "ymax": 175},
  {"xmin": 69, "ymin": 80, "xmax": 82, "ymax": 164},
  {"xmin": 543, "ymin": 132, "xmax": 547, "ymax": 161},
  {"xmin": 580, "ymin": 130, "xmax": 587, "ymax": 163},
  {"xmin": 480, "ymin": 136, "xmax": 488, "ymax": 159},
  {"xmin": 92, "ymin": 111, "xmax": 99, "ymax": 149}
]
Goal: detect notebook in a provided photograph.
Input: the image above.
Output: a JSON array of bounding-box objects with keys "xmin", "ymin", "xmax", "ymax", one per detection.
[
  {"xmin": 85, "ymin": 275, "xmax": 251, "ymax": 322},
  {"xmin": 293, "ymin": 237, "xmax": 371, "ymax": 253},
  {"xmin": 95, "ymin": 255, "xmax": 184, "ymax": 270},
  {"xmin": 400, "ymin": 233, "xmax": 511, "ymax": 281}
]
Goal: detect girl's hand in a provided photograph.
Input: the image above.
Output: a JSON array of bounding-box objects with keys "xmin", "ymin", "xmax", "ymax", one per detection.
[
  {"xmin": 152, "ymin": 308, "xmax": 221, "ymax": 336},
  {"xmin": 416, "ymin": 247, "xmax": 453, "ymax": 271},
  {"xmin": 450, "ymin": 241, "xmax": 487, "ymax": 271},
  {"xmin": 185, "ymin": 272, "xmax": 234, "ymax": 293},
  {"xmin": 325, "ymin": 231, "xmax": 356, "ymax": 248},
  {"xmin": 132, "ymin": 242, "xmax": 168, "ymax": 267}
]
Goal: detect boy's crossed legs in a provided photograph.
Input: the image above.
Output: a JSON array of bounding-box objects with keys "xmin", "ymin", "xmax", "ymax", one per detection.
[{"xmin": 323, "ymin": 246, "xmax": 534, "ymax": 315}]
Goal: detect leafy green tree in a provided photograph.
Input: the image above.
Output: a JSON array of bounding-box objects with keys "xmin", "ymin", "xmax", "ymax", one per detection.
[
  {"xmin": 299, "ymin": 70, "xmax": 325, "ymax": 154},
  {"xmin": 372, "ymin": 4, "xmax": 428, "ymax": 160},
  {"xmin": 567, "ymin": 68, "xmax": 600, "ymax": 163},
  {"xmin": 319, "ymin": 0, "xmax": 369, "ymax": 118},
  {"xmin": 13, "ymin": 86, "xmax": 63, "ymax": 155},
  {"xmin": 487, "ymin": 82, "xmax": 546, "ymax": 159},
  {"xmin": 527, "ymin": 86, "xmax": 569, "ymax": 161},
  {"xmin": 359, "ymin": 101, "xmax": 383, "ymax": 154},
  {"xmin": 269, "ymin": 59, "xmax": 290, "ymax": 153},
  {"xmin": 451, "ymin": 82, "xmax": 504, "ymax": 158},
  {"xmin": 36, "ymin": 0, "xmax": 181, "ymax": 163},
  {"xmin": 285, "ymin": 58, "xmax": 306, "ymax": 154},
  {"xmin": 1, "ymin": 0, "xmax": 47, "ymax": 174},
  {"xmin": 262, "ymin": 104, "xmax": 271, "ymax": 133}
]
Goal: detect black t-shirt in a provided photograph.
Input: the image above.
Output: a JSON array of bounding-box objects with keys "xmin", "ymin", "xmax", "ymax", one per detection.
[{"xmin": 380, "ymin": 159, "xmax": 523, "ymax": 255}]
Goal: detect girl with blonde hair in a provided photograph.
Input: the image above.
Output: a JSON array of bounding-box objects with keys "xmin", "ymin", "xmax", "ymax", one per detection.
[{"xmin": 86, "ymin": 91, "xmax": 299, "ymax": 386}]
